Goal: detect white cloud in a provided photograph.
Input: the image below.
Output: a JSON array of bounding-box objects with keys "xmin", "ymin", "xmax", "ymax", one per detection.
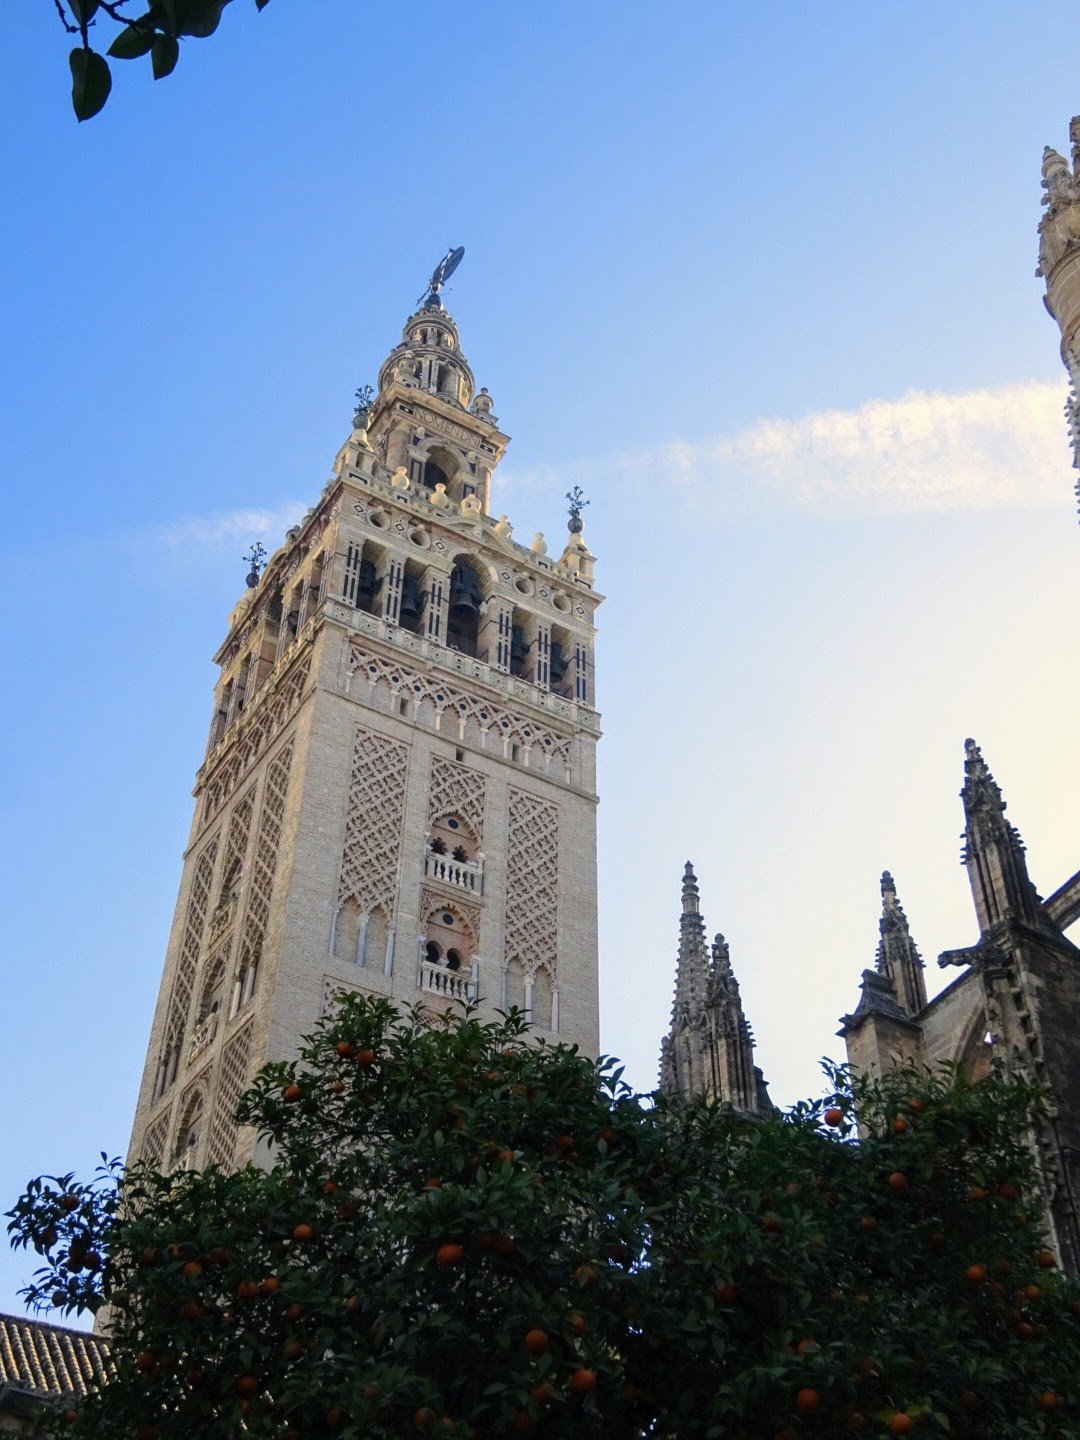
[
  {"xmin": 154, "ymin": 502, "xmax": 309, "ymax": 550},
  {"xmin": 506, "ymin": 380, "xmax": 1074, "ymax": 515}
]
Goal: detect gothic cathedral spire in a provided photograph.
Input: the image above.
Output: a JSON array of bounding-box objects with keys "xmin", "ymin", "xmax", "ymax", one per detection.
[
  {"xmin": 659, "ymin": 864, "xmax": 768, "ymax": 1111},
  {"xmin": 127, "ymin": 279, "xmax": 603, "ymax": 1175},
  {"xmin": 875, "ymin": 870, "xmax": 927, "ymax": 1016}
]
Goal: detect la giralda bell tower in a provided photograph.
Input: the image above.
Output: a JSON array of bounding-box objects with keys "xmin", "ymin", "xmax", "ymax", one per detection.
[{"xmin": 127, "ymin": 255, "xmax": 602, "ymax": 1173}]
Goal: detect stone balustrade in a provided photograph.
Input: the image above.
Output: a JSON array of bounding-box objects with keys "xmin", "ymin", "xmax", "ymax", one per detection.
[
  {"xmin": 424, "ymin": 850, "xmax": 484, "ymax": 894},
  {"xmin": 418, "ymin": 958, "xmax": 477, "ymax": 1004}
]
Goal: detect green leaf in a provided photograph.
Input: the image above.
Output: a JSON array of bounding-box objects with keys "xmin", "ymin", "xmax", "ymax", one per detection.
[
  {"xmin": 69, "ymin": 47, "xmax": 112, "ymax": 121},
  {"xmin": 175, "ymin": 0, "xmax": 228, "ymax": 37},
  {"xmin": 67, "ymin": 0, "xmax": 100, "ymax": 23},
  {"xmin": 107, "ymin": 25, "xmax": 156, "ymax": 60},
  {"xmin": 152, "ymin": 34, "xmax": 180, "ymax": 78}
]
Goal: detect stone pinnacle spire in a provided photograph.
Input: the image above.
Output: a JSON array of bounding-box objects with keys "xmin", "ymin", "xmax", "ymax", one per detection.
[
  {"xmin": 961, "ymin": 739, "xmax": 1043, "ymax": 933},
  {"xmin": 670, "ymin": 861, "xmax": 710, "ymax": 1028},
  {"xmin": 875, "ymin": 870, "xmax": 927, "ymax": 1015},
  {"xmin": 660, "ymin": 866, "xmax": 768, "ymax": 1111}
]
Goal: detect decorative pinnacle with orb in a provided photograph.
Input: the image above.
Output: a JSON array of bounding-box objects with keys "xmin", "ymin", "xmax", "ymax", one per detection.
[
  {"xmin": 243, "ymin": 542, "xmax": 267, "ymax": 589},
  {"xmin": 566, "ymin": 486, "xmax": 590, "ymax": 534}
]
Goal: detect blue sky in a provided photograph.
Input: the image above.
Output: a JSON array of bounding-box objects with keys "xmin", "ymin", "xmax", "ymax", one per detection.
[{"xmin": 3, "ymin": 2, "xmax": 1080, "ymax": 1319}]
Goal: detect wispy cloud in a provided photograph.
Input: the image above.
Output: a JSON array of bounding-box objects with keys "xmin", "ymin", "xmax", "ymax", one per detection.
[
  {"xmin": 153, "ymin": 502, "xmax": 309, "ymax": 550},
  {"xmin": 506, "ymin": 380, "xmax": 1073, "ymax": 515}
]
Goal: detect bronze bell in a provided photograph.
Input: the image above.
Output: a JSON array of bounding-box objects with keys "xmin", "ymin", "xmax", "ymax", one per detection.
[
  {"xmin": 510, "ymin": 625, "xmax": 529, "ymax": 664},
  {"xmin": 448, "ymin": 565, "xmax": 483, "ymax": 620},
  {"xmin": 549, "ymin": 641, "xmax": 570, "ymax": 683},
  {"xmin": 357, "ymin": 560, "xmax": 382, "ymax": 610},
  {"xmin": 399, "ymin": 572, "xmax": 425, "ymax": 627}
]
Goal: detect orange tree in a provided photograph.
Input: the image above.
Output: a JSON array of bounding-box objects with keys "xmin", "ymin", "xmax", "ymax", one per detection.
[{"xmin": 7, "ymin": 993, "xmax": 1080, "ymax": 1439}]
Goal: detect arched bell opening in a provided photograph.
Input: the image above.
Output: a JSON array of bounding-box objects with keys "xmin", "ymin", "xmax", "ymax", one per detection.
[
  {"xmin": 343, "ymin": 538, "xmax": 387, "ymax": 616},
  {"xmin": 420, "ymin": 443, "xmax": 460, "ymax": 497},
  {"xmin": 550, "ymin": 623, "xmax": 574, "ymax": 697},
  {"xmin": 429, "ymin": 813, "xmax": 478, "ymax": 862},
  {"xmin": 447, "ymin": 556, "xmax": 485, "ymax": 658},
  {"xmin": 509, "ymin": 607, "xmax": 536, "ymax": 681},
  {"xmin": 398, "ymin": 559, "xmax": 428, "ymax": 636}
]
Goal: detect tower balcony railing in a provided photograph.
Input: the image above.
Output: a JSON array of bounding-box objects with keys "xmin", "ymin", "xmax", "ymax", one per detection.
[
  {"xmin": 424, "ymin": 850, "xmax": 484, "ymax": 895},
  {"xmin": 188, "ymin": 1011, "xmax": 218, "ymax": 1062},
  {"xmin": 418, "ymin": 958, "xmax": 477, "ymax": 1004}
]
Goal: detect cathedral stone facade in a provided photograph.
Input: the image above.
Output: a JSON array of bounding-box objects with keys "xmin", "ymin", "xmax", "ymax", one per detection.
[
  {"xmin": 1038, "ymin": 115, "xmax": 1080, "ymax": 496},
  {"xmin": 125, "ymin": 282, "xmax": 603, "ymax": 1176},
  {"xmin": 659, "ymin": 119, "xmax": 1080, "ymax": 1272}
]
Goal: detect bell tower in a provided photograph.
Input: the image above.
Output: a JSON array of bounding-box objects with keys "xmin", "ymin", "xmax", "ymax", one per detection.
[{"xmin": 126, "ymin": 260, "xmax": 603, "ymax": 1174}]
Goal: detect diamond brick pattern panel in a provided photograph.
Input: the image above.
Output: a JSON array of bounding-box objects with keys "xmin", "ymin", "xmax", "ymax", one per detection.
[
  {"xmin": 236, "ymin": 741, "xmax": 295, "ymax": 979},
  {"xmin": 338, "ymin": 727, "xmax": 409, "ymax": 918},
  {"xmin": 428, "ymin": 754, "xmax": 486, "ymax": 842},
  {"xmin": 206, "ymin": 1021, "xmax": 253, "ymax": 1169},
  {"xmin": 159, "ymin": 840, "xmax": 218, "ymax": 1066},
  {"xmin": 504, "ymin": 789, "xmax": 559, "ymax": 976},
  {"xmin": 349, "ymin": 643, "xmax": 571, "ymax": 767},
  {"xmin": 140, "ymin": 1107, "xmax": 171, "ymax": 1168}
]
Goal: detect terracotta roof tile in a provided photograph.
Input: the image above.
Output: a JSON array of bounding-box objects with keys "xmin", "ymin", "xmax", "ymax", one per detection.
[{"xmin": 0, "ymin": 1314, "xmax": 111, "ymax": 1402}]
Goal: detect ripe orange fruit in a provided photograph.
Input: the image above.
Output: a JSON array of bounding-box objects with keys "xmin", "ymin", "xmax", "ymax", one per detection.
[
  {"xmin": 966, "ymin": 1264, "xmax": 987, "ymax": 1285},
  {"xmin": 1037, "ymin": 1393, "xmax": 1059, "ymax": 1412},
  {"xmin": 795, "ymin": 1388, "xmax": 821, "ymax": 1412},
  {"xmin": 555, "ymin": 1134, "xmax": 575, "ymax": 1153},
  {"xmin": 356, "ymin": 1048, "xmax": 376, "ymax": 1068},
  {"xmin": 283, "ymin": 1338, "xmax": 304, "ymax": 1360},
  {"xmin": 283, "ymin": 1084, "xmax": 302, "ymax": 1102},
  {"xmin": 237, "ymin": 1279, "xmax": 260, "ymax": 1299},
  {"xmin": 1036, "ymin": 1249, "xmax": 1057, "ymax": 1269},
  {"xmin": 887, "ymin": 1172, "xmax": 908, "ymax": 1192},
  {"xmin": 135, "ymin": 1351, "xmax": 156, "ymax": 1373},
  {"xmin": 574, "ymin": 1264, "xmax": 598, "ymax": 1288},
  {"xmin": 824, "ymin": 1107, "xmax": 844, "ymax": 1126},
  {"xmin": 570, "ymin": 1368, "xmax": 598, "ymax": 1396},
  {"xmin": 796, "ymin": 1337, "xmax": 819, "ymax": 1356},
  {"xmin": 761, "ymin": 1213, "xmax": 783, "ymax": 1232},
  {"xmin": 413, "ymin": 1407, "xmax": 436, "ymax": 1431},
  {"xmin": 859, "ymin": 1216, "xmax": 877, "ymax": 1231},
  {"xmin": 715, "ymin": 1282, "xmax": 737, "ymax": 1305},
  {"xmin": 61, "ymin": 1195, "xmax": 79, "ymax": 1212},
  {"xmin": 892, "ymin": 1117, "xmax": 908, "ymax": 1134},
  {"xmin": 524, "ymin": 1328, "xmax": 549, "ymax": 1354},
  {"xmin": 330, "ymin": 1080, "xmax": 346, "ymax": 1094},
  {"xmin": 569, "ymin": 1311, "xmax": 588, "ymax": 1335},
  {"xmin": 261, "ymin": 1275, "xmax": 280, "ymax": 1293},
  {"xmin": 997, "ymin": 1182, "xmax": 1019, "ymax": 1201},
  {"xmin": 237, "ymin": 1375, "xmax": 259, "ymax": 1397},
  {"xmin": 531, "ymin": 1384, "xmax": 555, "ymax": 1405},
  {"xmin": 335, "ymin": 1041, "xmax": 354, "ymax": 1058},
  {"xmin": 292, "ymin": 1224, "xmax": 313, "ymax": 1243},
  {"xmin": 178, "ymin": 1302, "xmax": 201, "ymax": 1322},
  {"xmin": 968, "ymin": 1185, "xmax": 986, "ymax": 1203},
  {"xmin": 285, "ymin": 1302, "xmax": 303, "ymax": 1322},
  {"xmin": 181, "ymin": 1260, "xmax": 203, "ymax": 1278},
  {"xmin": 325, "ymin": 1409, "xmax": 345, "ymax": 1430},
  {"xmin": 436, "ymin": 1243, "xmax": 463, "ymax": 1267},
  {"xmin": 906, "ymin": 1098, "xmax": 924, "ymax": 1112},
  {"xmin": 1024, "ymin": 1283, "xmax": 1042, "ymax": 1302},
  {"xmin": 889, "ymin": 1415, "xmax": 913, "ymax": 1435}
]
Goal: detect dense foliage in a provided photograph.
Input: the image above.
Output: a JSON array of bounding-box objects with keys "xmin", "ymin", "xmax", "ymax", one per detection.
[
  {"xmin": 52, "ymin": 1, "xmax": 271, "ymax": 122},
  {"xmin": 8, "ymin": 994, "xmax": 1080, "ymax": 1438}
]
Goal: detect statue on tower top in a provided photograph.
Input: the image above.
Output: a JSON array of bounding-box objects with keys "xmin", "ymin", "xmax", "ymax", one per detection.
[{"xmin": 418, "ymin": 245, "xmax": 465, "ymax": 310}]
